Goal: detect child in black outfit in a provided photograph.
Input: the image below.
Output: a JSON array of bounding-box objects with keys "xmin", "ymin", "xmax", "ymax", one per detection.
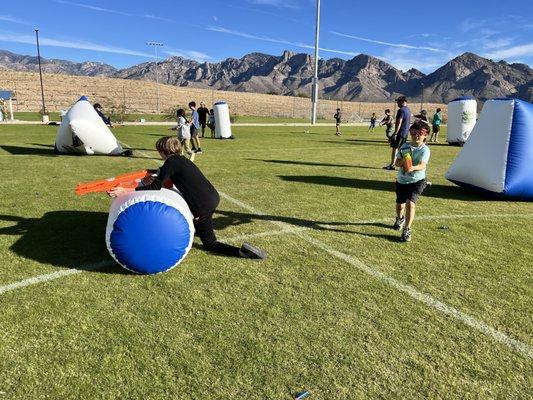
[{"xmin": 108, "ymin": 136, "xmax": 266, "ymax": 259}]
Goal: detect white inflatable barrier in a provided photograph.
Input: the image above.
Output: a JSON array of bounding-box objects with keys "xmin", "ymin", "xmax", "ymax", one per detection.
[
  {"xmin": 214, "ymin": 101, "xmax": 233, "ymax": 139},
  {"xmin": 106, "ymin": 189, "xmax": 195, "ymax": 274},
  {"xmin": 446, "ymin": 98, "xmax": 533, "ymax": 200},
  {"xmin": 447, "ymin": 97, "xmax": 477, "ymax": 145},
  {"xmin": 55, "ymin": 96, "xmax": 123, "ymax": 155}
]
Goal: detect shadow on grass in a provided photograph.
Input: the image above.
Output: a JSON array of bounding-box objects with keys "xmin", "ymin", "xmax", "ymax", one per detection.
[
  {"xmin": 278, "ymin": 175, "xmax": 487, "ymax": 201},
  {"xmin": 0, "ymin": 145, "xmax": 57, "ymax": 156},
  {"xmin": 246, "ymin": 158, "xmax": 382, "ymax": 170},
  {"xmin": 319, "ymin": 140, "xmax": 386, "ymax": 147},
  {"xmin": 0, "ymin": 212, "xmax": 127, "ymax": 274},
  {"xmin": 213, "ymin": 210, "xmax": 396, "ymax": 236}
]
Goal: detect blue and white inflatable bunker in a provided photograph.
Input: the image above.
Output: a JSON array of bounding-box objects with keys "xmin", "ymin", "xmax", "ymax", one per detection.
[
  {"xmin": 446, "ymin": 98, "xmax": 533, "ymax": 200},
  {"xmin": 106, "ymin": 189, "xmax": 195, "ymax": 274}
]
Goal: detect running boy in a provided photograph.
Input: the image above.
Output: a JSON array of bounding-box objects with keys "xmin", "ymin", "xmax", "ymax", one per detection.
[
  {"xmin": 176, "ymin": 108, "xmax": 194, "ymax": 160},
  {"xmin": 384, "ymin": 96, "xmax": 411, "ymax": 170},
  {"xmin": 392, "ymin": 121, "xmax": 431, "ymax": 242},
  {"xmin": 334, "ymin": 108, "xmax": 342, "ymax": 136},
  {"xmin": 108, "ymin": 136, "xmax": 266, "ymax": 259}
]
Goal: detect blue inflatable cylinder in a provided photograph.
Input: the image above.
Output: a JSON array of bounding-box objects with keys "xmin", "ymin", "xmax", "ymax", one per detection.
[{"xmin": 105, "ymin": 189, "xmax": 195, "ymax": 274}]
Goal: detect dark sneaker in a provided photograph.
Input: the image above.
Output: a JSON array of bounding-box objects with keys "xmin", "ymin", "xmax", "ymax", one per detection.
[
  {"xmin": 393, "ymin": 217, "xmax": 405, "ymax": 231},
  {"xmin": 400, "ymin": 228, "xmax": 412, "ymax": 242},
  {"xmin": 383, "ymin": 164, "xmax": 395, "ymax": 170},
  {"xmin": 196, "ymin": 148, "xmax": 203, "ymax": 154},
  {"xmin": 239, "ymin": 242, "xmax": 267, "ymax": 259}
]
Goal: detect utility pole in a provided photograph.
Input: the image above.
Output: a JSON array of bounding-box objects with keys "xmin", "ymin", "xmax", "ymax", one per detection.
[
  {"xmin": 146, "ymin": 41, "xmax": 163, "ymax": 113},
  {"xmin": 311, "ymin": 0, "xmax": 321, "ymax": 125},
  {"xmin": 35, "ymin": 29, "xmax": 46, "ymax": 118}
]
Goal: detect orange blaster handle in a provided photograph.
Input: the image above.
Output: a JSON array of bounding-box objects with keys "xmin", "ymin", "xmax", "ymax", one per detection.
[{"xmin": 75, "ymin": 170, "xmax": 150, "ymax": 196}]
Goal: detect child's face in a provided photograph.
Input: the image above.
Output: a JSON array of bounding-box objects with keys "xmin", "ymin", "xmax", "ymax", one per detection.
[{"xmin": 410, "ymin": 128, "xmax": 428, "ymax": 144}]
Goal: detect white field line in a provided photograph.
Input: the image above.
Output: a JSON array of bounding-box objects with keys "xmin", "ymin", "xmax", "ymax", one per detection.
[
  {"xmin": 0, "ymin": 227, "xmax": 307, "ymax": 296},
  {"xmin": 114, "ymin": 141, "xmax": 533, "ymax": 358},
  {"xmin": 218, "ymin": 192, "xmax": 533, "ymax": 359}
]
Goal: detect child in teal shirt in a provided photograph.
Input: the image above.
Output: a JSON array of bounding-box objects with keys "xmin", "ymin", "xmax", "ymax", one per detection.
[
  {"xmin": 430, "ymin": 108, "xmax": 442, "ymax": 142},
  {"xmin": 393, "ymin": 121, "xmax": 431, "ymax": 242}
]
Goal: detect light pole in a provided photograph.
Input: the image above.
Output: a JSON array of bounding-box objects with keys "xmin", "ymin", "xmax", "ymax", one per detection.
[
  {"xmin": 146, "ymin": 41, "xmax": 163, "ymax": 113},
  {"xmin": 311, "ymin": 0, "xmax": 321, "ymax": 125},
  {"xmin": 35, "ymin": 29, "xmax": 46, "ymax": 118},
  {"xmin": 420, "ymin": 82, "xmax": 424, "ymax": 112}
]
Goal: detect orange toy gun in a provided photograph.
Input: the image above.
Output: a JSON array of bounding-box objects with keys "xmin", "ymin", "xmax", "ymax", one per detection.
[{"xmin": 75, "ymin": 170, "xmax": 151, "ymax": 195}]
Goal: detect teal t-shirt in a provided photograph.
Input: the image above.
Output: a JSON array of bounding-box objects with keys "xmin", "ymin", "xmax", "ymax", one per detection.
[
  {"xmin": 396, "ymin": 142, "xmax": 430, "ymax": 184},
  {"xmin": 432, "ymin": 112, "xmax": 442, "ymax": 126}
]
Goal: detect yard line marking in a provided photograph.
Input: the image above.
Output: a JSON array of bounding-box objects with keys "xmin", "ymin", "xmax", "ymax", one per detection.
[
  {"xmin": 123, "ymin": 139, "xmax": 533, "ymax": 358},
  {"xmin": 0, "ymin": 261, "xmax": 111, "ymax": 296},
  {"xmin": 218, "ymin": 192, "xmax": 533, "ymax": 359},
  {"xmin": 0, "ymin": 228, "xmax": 302, "ymax": 297}
]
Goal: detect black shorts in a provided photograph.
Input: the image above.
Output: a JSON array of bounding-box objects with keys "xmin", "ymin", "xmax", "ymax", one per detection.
[
  {"xmin": 396, "ymin": 179, "xmax": 427, "ymax": 204},
  {"xmin": 432, "ymin": 124, "xmax": 440, "ymax": 133},
  {"xmin": 199, "ymin": 121, "xmax": 207, "ymax": 128},
  {"xmin": 390, "ymin": 134, "xmax": 406, "ymax": 149},
  {"xmin": 385, "ymin": 127, "xmax": 393, "ymax": 138}
]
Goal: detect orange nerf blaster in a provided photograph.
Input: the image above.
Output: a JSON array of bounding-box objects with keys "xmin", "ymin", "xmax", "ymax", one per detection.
[{"xmin": 75, "ymin": 170, "xmax": 153, "ymax": 196}]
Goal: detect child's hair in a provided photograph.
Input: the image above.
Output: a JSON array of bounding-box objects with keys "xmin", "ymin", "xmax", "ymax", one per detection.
[
  {"xmin": 155, "ymin": 136, "xmax": 182, "ymax": 156},
  {"xmin": 385, "ymin": 109, "xmax": 390, "ymax": 113},
  {"xmin": 336, "ymin": 108, "xmax": 340, "ymax": 111},
  {"xmin": 436, "ymin": 108, "xmax": 441, "ymax": 112},
  {"xmin": 409, "ymin": 120, "xmax": 430, "ymax": 134},
  {"xmin": 188, "ymin": 101, "xmax": 196, "ymax": 108},
  {"xmin": 176, "ymin": 108, "xmax": 185, "ymax": 117},
  {"xmin": 209, "ymin": 109, "xmax": 214, "ymax": 113}
]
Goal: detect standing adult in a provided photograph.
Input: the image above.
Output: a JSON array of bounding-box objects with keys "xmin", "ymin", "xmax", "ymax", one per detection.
[
  {"xmin": 384, "ymin": 96, "xmax": 411, "ymax": 170},
  {"xmin": 430, "ymin": 108, "xmax": 442, "ymax": 143},
  {"xmin": 197, "ymin": 101, "xmax": 209, "ymax": 138}
]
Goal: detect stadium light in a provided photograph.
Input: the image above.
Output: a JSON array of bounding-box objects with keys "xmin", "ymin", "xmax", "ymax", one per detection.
[
  {"xmin": 311, "ymin": 0, "xmax": 320, "ymax": 125},
  {"xmin": 146, "ymin": 41, "xmax": 164, "ymax": 113},
  {"xmin": 35, "ymin": 29, "xmax": 46, "ymax": 118}
]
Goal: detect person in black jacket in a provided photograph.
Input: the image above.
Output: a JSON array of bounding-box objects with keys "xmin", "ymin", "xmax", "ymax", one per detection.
[
  {"xmin": 93, "ymin": 103, "xmax": 114, "ymax": 128},
  {"xmin": 108, "ymin": 136, "xmax": 266, "ymax": 259}
]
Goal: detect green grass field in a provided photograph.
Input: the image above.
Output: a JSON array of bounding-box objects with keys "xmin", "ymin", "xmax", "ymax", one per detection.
[{"xmin": 0, "ymin": 124, "xmax": 531, "ymax": 399}]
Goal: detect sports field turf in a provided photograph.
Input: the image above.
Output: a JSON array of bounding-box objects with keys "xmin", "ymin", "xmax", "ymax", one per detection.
[{"xmin": 0, "ymin": 124, "xmax": 531, "ymax": 399}]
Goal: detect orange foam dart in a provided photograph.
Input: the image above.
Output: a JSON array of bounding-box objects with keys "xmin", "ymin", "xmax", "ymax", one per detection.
[{"xmin": 75, "ymin": 170, "xmax": 150, "ymax": 196}]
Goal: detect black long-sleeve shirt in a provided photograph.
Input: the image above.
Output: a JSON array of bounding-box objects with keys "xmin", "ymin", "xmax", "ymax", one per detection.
[{"xmin": 136, "ymin": 155, "xmax": 220, "ymax": 217}]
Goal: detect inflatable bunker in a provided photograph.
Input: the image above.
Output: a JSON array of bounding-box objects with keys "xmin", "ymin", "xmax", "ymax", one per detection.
[
  {"xmin": 106, "ymin": 189, "xmax": 195, "ymax": 274},
  {"xmin": 55, "ymin": 96, "xmax": 124, "ymax": 155},
  {"xmin": 446, "ymin": 98, "xmax": 533, "ymax": 200}
]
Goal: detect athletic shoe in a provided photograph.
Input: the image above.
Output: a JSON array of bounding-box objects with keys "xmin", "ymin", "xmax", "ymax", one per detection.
[
  {"xmin": 400, "ymin": 228, "xmax": 412, "ymax": 242},
  {"xmin": 195, "ymin": 148, "xmax": 203, "ymax": 154},
  {"xmin": 383, "ymin": 165, "xmax": 395, "ymax": 170},
  {"xmin": 393, "ymin": 217, "xmax": 405, "ymax": 231},
  {"xmin": 239, "ymin": 242, "xmax": 267, "ymax": 259}
]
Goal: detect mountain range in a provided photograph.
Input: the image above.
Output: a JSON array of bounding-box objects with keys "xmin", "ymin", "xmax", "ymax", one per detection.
[{"xmin": 1, "ymin": 49, "xmax": 531, "ymax": 103}]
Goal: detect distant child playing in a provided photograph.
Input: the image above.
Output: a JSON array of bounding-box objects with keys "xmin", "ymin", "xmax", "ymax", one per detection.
[
  {"xmin": 176, "ymin": 108, "xmax": 194, "ymax": 161},
  {"xmin": 392, "ymin": 121, "xmax": 431, "ymax": 242},
  {"xmin": 369, "ymin": 113, "xmax": 377, "ymax": 132},
  {"xmin": 334, "ymin": 108, "xmax": 342, "ymax": 136},
  {"xmin": 430, "ymin": 108, "xmax": 442, "ymax": 142},
  {"xmin": 207, "ymin": 109, "xmax": 216, "ymax": 138},
  {"xmin": 189, "ymin": 101, "xmax": 203, "ymax": 154},
  {"xmin": 108, "ymin": 136, "xmax": 266, "ymax": 259},
  {"xmin": 379, "ymin": 109, "xmax": 393, "ymax": 139}
]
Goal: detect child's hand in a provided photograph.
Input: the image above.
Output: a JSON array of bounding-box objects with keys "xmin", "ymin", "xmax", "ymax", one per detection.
[{"xmin": 107, "ymin": 186, "xmax": 129, "ymax": 197}]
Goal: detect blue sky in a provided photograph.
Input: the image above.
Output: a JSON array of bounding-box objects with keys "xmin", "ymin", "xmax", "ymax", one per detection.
[{"xmin": 0, "ymin": 0, "xmax": 532, "ymax": 73}]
